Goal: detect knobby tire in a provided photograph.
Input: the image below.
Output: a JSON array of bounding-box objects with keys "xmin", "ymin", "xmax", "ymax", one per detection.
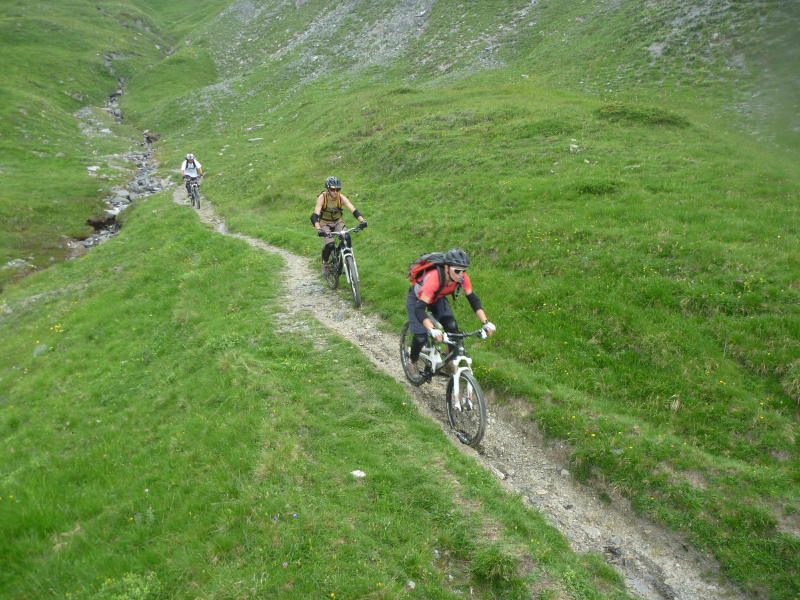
[
  {"xmin": 345, "ymin": 255, "xmax": 361, "ymax": 308},
  {"xmin": 400, "ymin": 321, "xmax": 426, "ymax": 386},
  {"xmin": 446, "ymin": 371, "xmax": 487, "ymax": 448},
  {"xmin": 324, "ymin": 252, "xmax": 340, "ymax": 289}
]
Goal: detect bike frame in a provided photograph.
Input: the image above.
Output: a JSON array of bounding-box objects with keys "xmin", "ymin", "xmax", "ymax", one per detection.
[
  {"xmin": 185, "ymin": 177, "xmax": 200, "ymax": 195},
  {"xmin": 418, "ymin": 324, "xmax": 487, "ymax": 392},
  {"xmin": 327, "ymin": 225, "xmax": 363, "ymax": 285}
]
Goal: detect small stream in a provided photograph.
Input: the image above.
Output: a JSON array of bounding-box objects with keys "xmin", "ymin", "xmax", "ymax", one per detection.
[{"xmin": 68, "ymin": 82, "xmax": 174, "ymax": 256}]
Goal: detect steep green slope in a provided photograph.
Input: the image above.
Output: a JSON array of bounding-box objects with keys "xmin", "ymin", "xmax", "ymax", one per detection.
[
  {"xmin": 0, "ymin": 193, "xmax": 626, "ymax": 600},
  {"xmin": 0, "ymin": 0, "xmax": 236, "ymax": 291},
  {"xmin": 2, "ymin": 0, "xmax": 799, "ymax": 598},
  {"xmin": 127, "ymin": 0, "xmax": 798, "ymax": 151},
  {"xmin": 115, "ymin": 1, "xmax": 799, "ymax": 597},
  {"xmin": 0, "ymin": 0, "xmax": 165, "ymax": 289}
]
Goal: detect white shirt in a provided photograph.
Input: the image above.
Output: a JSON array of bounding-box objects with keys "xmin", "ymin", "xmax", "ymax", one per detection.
[{"xmin": 181, "ymin": 159, "xmax": 202, "ymax": 177}]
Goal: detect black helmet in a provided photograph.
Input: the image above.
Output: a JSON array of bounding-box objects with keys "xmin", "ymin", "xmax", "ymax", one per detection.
[
  {"xmin": 444, "ymin": 248, "xmax": 471, "ymax": 268},
  {"xmin": 325, "ymin": 176, "xmax": 342, "ymax": 189}
]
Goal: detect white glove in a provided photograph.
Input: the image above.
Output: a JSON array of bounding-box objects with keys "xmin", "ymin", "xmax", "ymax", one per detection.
[
  {"xmin": 428, "ymin": 328, "xmax": 444, "ymax": 342},
  {"xmin": 482, "ymin": 321, "xmax": 496, "ymax": 333}
]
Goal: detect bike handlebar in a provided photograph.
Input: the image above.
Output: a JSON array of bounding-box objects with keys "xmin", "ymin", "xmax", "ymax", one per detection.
[
  {"xmin": 320, "ymin": 224, "xmax": 365, "ymax": 237},
  {"xmin": 441, "ymin": 329, "xmax": 488, "ymax": 343}
]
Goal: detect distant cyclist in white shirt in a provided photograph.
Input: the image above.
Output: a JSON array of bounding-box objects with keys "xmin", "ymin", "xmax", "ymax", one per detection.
[{"xmin": 181, "ymin": 153, "xmax": 204, "ymax": 198}]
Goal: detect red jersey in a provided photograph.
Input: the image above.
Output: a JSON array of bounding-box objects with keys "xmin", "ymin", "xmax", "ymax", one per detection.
[{"xmin": 413, "ymin": 268, "xmax": 472, "ymax": 303}]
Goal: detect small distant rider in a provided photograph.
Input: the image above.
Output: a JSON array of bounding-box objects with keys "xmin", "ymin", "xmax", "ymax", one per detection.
[
  {"xmin": 310, "ymin": 176, "xmax": 367, "ymax": 274},
  {"xmin": 181, "ymin": 153, "xmax": 204, "ymax": 198},
  {"xmin": 406, "ymin": 248, "xmax": 496, "ymax": 377}
]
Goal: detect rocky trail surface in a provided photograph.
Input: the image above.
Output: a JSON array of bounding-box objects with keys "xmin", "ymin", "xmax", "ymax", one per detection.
[{"xmin": 175, "ymin": 187, "xmax": 747, "ymax": 600}]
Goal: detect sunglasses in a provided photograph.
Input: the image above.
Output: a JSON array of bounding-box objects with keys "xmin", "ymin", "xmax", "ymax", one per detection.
[
  {"xmin": 450, "ymin": 267, "xmax": 467, "ymax": 275},
  {"xmin": 328, "ymin": 187, "xmax": 341, "ymax": 192}
]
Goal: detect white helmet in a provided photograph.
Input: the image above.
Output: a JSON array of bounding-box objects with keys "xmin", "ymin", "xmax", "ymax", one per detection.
[{"xmin": 186, "ymin": 153, "xmax": 194, "ymax": 160}]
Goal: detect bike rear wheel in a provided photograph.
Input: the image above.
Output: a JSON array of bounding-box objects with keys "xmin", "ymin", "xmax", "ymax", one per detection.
[
  {"xmin": 400, "ymin": 321, "xmax": 426, "ymax": 386},
  {"xmin": 446, "ymin": 371, "xmax": 487, "ymax": 448},
  {"xmin": 324, "ymin": 252, "xmax": 340, "ymax": 289},
  {"xmin": 345, "ymin": 255, "xmax": 361, "ymax": 308}
]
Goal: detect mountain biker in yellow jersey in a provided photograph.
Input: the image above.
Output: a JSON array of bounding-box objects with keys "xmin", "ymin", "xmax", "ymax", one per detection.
[
  {"xmin": 406, "ymin": 248, "xmax": 496, "ymax": 377},
  {"xmin": 310, "ymin": 176, "xmax": 367, "ymax": 274},
  {"xmin": 181, "ymin": 153, "xmax": 204, "ymax": 198}
]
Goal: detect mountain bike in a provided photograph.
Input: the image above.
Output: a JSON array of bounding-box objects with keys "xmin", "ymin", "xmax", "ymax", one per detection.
[
  {"xmin": 321, "ymin": 223, "xmax": 367, "ymax": 308},
  {"xmin": 400, "ymin": 319, "xmax": 488, "ymax": 447},
  {"xmin": 185, "ymin": 176, "xmax": 201, "ymax": 209}
]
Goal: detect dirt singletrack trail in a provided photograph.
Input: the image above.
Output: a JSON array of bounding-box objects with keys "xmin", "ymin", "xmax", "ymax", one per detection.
[{"xmin": 176, "ymin": 187, "xmax": 747, "ymax": 600}]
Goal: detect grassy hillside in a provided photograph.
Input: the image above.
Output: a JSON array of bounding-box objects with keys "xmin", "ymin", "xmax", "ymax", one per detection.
[
  {"xmin": 0, "ymin": 0, "xmax": 166, "ymax": 290},
  {"xmin": 0, "ymin": 0, "xmax": 236, "ymax": 291},
  {"xmin": 0, "ymin": 194, "xmax": 626, "ymax": 600},
  {"xmin": 154, "ymin": 77, "xmax": 800, "ymax": 597},
  {"xmin": 118, "ymin": 0, "xmax": 799, "ymax": 597},
  {"xmin": 2, "ymin": 0, "xmax": 800, "ymax": 598}
]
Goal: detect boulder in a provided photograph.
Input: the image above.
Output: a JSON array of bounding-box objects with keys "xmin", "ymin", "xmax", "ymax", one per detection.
[{"xmin": 143, "ymin": 129, "xmax": 161, "ymax": 143}]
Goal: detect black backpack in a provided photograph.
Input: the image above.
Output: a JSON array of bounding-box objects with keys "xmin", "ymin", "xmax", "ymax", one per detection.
[{"xmin": 408, "ymin": 252, "xmax": 461, "ymax": 301}]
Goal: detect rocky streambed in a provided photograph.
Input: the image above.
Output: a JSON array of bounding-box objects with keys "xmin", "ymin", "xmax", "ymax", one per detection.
[{"xmin": 67, "ymin": 87, "xmax": 174, "ymax": 258}]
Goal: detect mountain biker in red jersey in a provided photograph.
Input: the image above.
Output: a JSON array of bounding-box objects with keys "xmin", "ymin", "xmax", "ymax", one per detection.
[
  {"xmin": 406, "ymin": 248, "xmax": 496, "ymax": 377},
  {"xmin": 310, "ymin": 176, "xmax": 367, "ymax": 274}
]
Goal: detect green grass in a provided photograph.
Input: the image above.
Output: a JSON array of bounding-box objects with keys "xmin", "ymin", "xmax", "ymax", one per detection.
[
  {"xmin": 0, "ymin": 195, "xmax": 626, "ymax": 600},
  {"xmin": 138, "ymin": 58, "xmax": 799, "ymax": 600},
  {"xmin": 3, "ymin": 0, "xmax": 800, "ymax": 598},
  {"xmin": 0, "ymin": 0, "xmax": 175, "ymax": 291}
]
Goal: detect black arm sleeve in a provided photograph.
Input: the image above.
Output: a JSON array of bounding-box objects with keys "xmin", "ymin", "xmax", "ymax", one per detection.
[
  {"xmin": 353, "ymin": 209, "xmax": 363, "ymax": 219},
  {"xmin": 466, "ymin": 291, "xmax": 484, "ymax": 313},
  {"xmin": 414, "ymin": 299, "xmax": 429, "ymax": 325},
  {"xmin": 310, "ymin": 213, "xmax": 320, "ymax": 225}
]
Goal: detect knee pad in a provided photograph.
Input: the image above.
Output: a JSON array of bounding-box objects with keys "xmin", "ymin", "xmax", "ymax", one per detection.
[
  {"xmin": 410, "ymin": 333, "xmax": 428, "ymax": 360},
  {"xmin": 440, "ymin": 316, "xmax": 458, "ymax": 333}
]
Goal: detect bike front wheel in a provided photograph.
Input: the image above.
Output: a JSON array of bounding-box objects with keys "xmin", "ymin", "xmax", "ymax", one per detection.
[
  {"xmin": 345, "ymin": 255, "xmax": 361, "ymax": 308},
  {"xmin": 324, "ymin": 252, "xmax": 340, "ymax": 289},
  {"xmin": 400, "ymin": 321, "xmax": 425, "ymax": 386},
  {"xmin": 446, "ymin": 371, "xmax": 487, "ymax": 448}
]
